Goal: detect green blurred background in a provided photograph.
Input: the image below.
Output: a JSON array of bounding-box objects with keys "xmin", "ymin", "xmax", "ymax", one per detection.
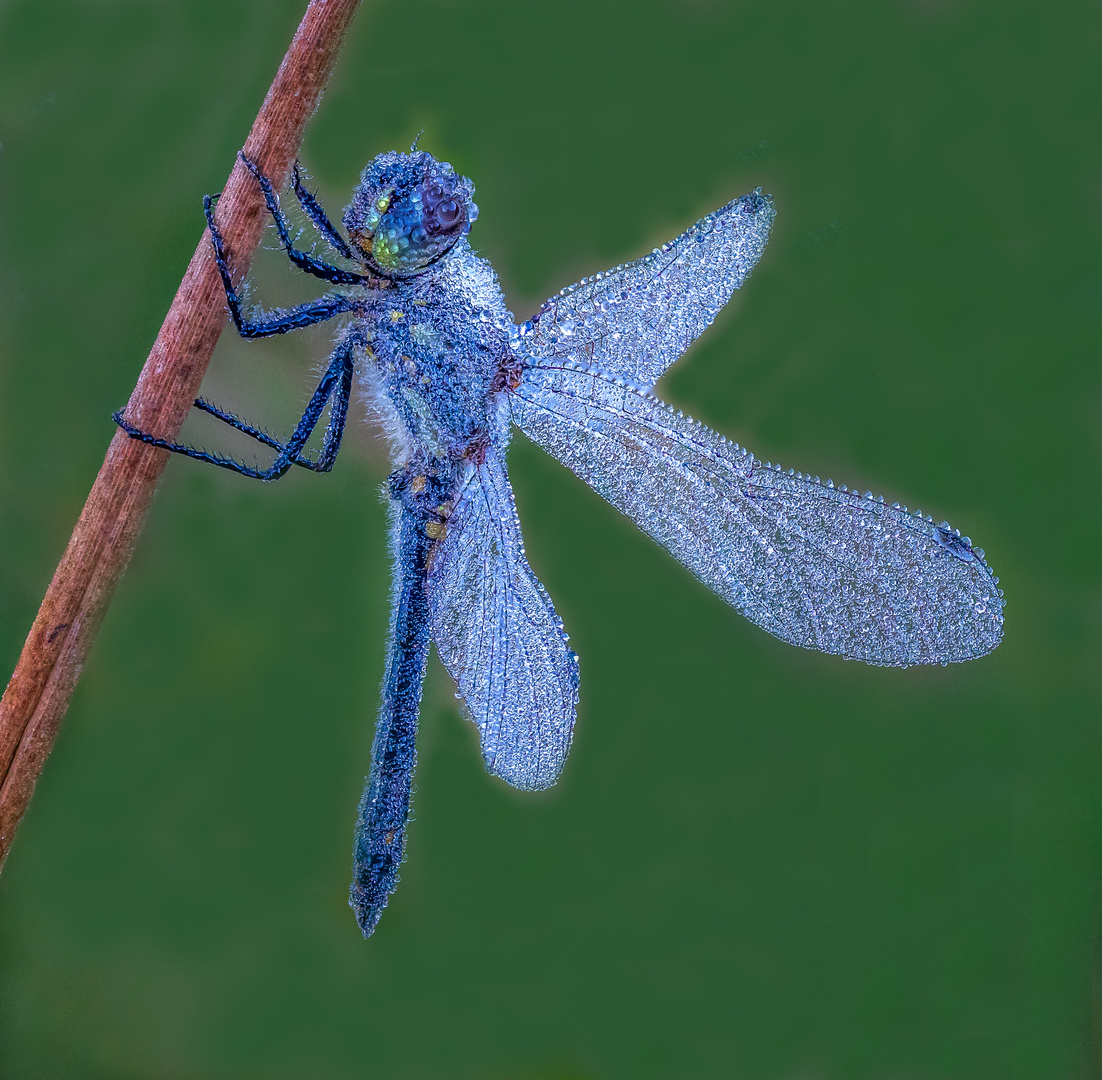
[{"xmin": 1, "ymin": 1, "xmax": 1099, "ymax": 1077}]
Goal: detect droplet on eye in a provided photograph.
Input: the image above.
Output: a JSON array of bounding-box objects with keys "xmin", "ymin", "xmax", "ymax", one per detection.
[{"xmin": 436, "ymin": 199, "xmax": 460, "ymax": 226}]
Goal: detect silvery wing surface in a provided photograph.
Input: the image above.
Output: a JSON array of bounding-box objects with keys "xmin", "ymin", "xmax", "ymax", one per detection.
[
  {"xmin": 510, "ymin": 191, "xmax": 1004, "ymax": 667},
  {"xmin": 517, "ymin": 189, "xmax": 776, "ymax": 389},
  {"xmin": 426, "ymin": 448, "xmax": 580, "ymax": 790}
]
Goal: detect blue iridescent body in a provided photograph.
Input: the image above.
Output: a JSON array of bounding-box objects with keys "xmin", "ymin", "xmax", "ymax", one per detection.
[
  {"xmin": 116, "ymin": 145, "xmax": 1004, "ymax": 937},
  {"xmin": 352, "ymin": 226, "xmax": 514, "ymax": 467}
]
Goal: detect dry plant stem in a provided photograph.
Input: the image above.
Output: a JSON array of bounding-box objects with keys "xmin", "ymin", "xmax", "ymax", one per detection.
[{"xmin": 0, "ymin": 0, "xmax": 364, "ymax": 868}]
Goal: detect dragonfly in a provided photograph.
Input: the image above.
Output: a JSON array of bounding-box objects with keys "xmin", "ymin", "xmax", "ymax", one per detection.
[{"xmin": 115, "ymin": 144, "xmax": 1005, "ymax": 936}]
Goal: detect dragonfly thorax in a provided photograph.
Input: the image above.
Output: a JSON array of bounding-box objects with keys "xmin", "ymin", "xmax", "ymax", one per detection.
[{"xmin": 355, "ymin": 239, "xmax": 517, "ymax": 469}]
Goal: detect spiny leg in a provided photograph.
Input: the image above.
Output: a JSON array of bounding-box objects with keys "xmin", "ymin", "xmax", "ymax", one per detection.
[
  {"xmin": 114, "ymin": 337, "xmax": 357, "ymax": 480},
  {"xmin": 236, "ymin": 152, "xmax": 375, "ymax": 286},
  {"xmin": 291, "ymin": 160, "xmax": 358, "ymax": 262},
  {"xmin": 204, "ymin": 191, "xmax": 358, "ymax": 337},
  {"xmin": 314, "ymin": 345, "xmax": 355, "ymax": 472},
  {"xmin": 190, "ymin": 337, "xmax": 355, "ymax": 473}
]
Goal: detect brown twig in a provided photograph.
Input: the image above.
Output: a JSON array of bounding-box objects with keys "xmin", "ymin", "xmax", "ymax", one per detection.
[{"xmin": 0, "ymin": 0, "xmax": 363, "ymax": 868}]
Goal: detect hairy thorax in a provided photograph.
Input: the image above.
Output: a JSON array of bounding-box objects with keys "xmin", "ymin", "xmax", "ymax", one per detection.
[{"xmin": 353, "ymin": 240, "xmax": 517, "ymax": 470}]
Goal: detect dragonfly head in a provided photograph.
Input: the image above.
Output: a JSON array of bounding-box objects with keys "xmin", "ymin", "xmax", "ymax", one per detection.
[{"xmin": 344, "ymin": 149, "xmax": 478, "ymax": 277}]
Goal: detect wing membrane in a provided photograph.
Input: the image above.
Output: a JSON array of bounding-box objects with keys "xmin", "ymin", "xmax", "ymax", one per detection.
[
  {"xmin": 427, "ymin": 450, "xmax": 579, "ymax": 790},
  {"xmin": 511, "ymin": 362, "xmax": 1004, "ymax": 667},
  {"xmin": 518, "ymin": 190, "xmax": 775, "ymax": 389}
]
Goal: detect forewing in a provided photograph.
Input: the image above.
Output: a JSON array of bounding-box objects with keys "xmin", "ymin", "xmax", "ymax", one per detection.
[
  {"xmin": 511, "ymin": 362, "xmax": 1004, "ymax": 667},
  {"xmin": 427, "ymin": 451, "xmax": 579, "ymax": 790},
  {"xmin": 518, "ymin": 190, "xmax": 775, "ymax": 389}
]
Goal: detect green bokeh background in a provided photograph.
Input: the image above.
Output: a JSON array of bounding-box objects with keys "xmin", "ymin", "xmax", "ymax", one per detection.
[{"xmin": 1, "ymin": 2, "xmax": 1100, "ymax": 1077}]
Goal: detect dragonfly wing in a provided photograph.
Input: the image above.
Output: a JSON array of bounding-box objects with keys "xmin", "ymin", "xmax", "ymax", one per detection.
[
  {"xmin": 511, "ymin": 362, "xmax": 1004, "ymax": 667},
  {"xmin": 518, "ymin": 190, "xmax": 775, "ymax": 389},
  {"xmin": 427, "ymin": 450, "xmax": 580, "ymax": 790}
]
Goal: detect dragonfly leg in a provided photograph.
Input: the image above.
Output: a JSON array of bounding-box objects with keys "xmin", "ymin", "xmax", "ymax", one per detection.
[
  {"xmin": 235, "ymin": 152, "xmax": 376, "ymax": 286},
  {"xmin": 290, "ymin": 159, "xmax": 359, "ymax": 262},
  {"xmin": 204, "ymin": 189, "xmax": 358, "ymax": 338},
  {"xmin": 114, "ymin": 336, "xmax": 357, "ymax": 480}
]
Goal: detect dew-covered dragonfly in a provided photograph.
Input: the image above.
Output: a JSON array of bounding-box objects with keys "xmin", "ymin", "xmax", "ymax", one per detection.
[{"xmin": 116, "ymin": 145, "xmax": 1004, "ymax": 936}]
